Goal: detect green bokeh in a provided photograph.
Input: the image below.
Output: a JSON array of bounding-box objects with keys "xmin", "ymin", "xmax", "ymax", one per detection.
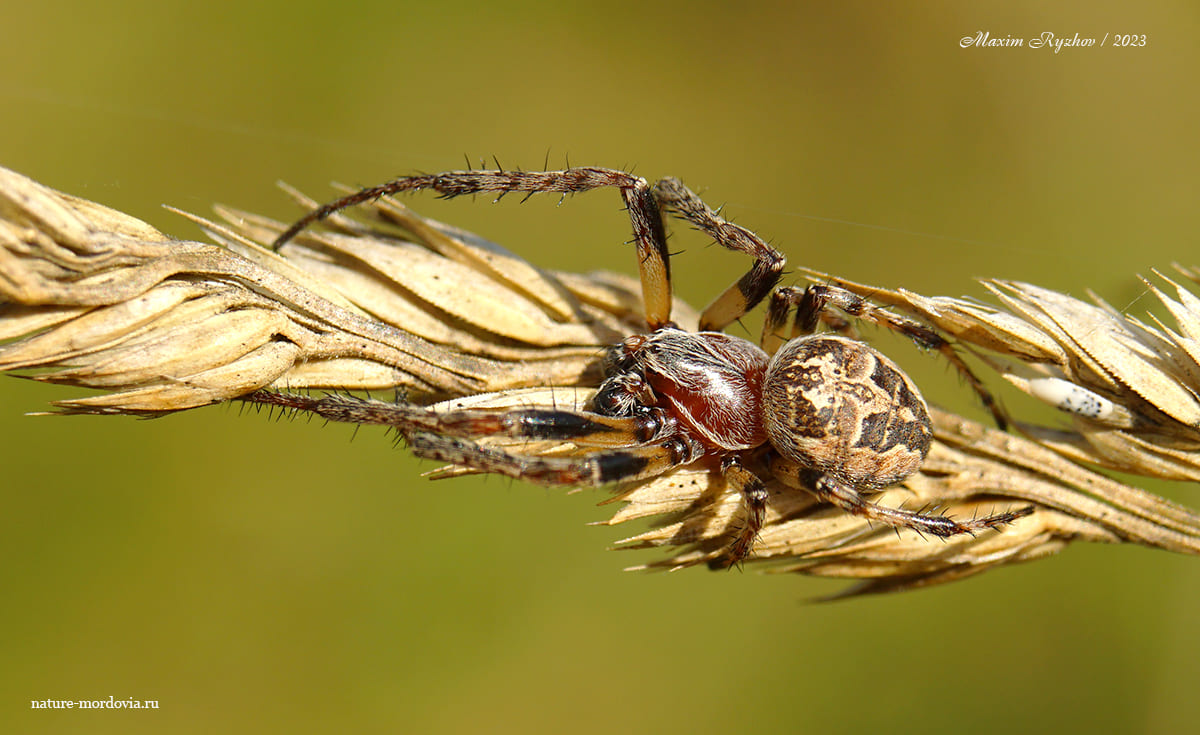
[{"xmin": 2, "ymin": 2, "xmax": 1198, "ymax": 734}]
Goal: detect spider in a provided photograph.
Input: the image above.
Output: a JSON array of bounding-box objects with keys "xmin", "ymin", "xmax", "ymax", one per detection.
[{"xmin": 260, "ymin": 166, "xmax": 1033, "ymax": 567}]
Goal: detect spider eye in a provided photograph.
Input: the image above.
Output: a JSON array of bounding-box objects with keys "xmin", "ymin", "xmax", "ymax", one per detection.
[
  {"xmin": 761, "ymin": 334, "xmax": 931, "ymax": 488},
  {"xmin": 602, "ymin": 343, "xmax": 636, "ymax": 377}
]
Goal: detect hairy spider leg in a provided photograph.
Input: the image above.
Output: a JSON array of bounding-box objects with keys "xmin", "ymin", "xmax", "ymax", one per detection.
[
  {"xmin": 243, "ymin": 390, "xmax": 676, "ymax": 447},
  {"xmin": 245, "ymin": 390, "xmax": 707, "ymax": 486},
  {"xmin": 270, "ymin": 168, "xmax": 673, "ymax": 326},
  {"xmin": 709, "ymin": 457, "xmax": 772, "ymax": 569},
  {"xmin": 409, "ymin": 431, "xmax": 702, "ymax": 487},
  {"xmin": 271, "ymin": 167, "xmax": 785, "ymax": 332},
  {"xmin": 763, "ymin": 284, "xmax": 1010, "ymax": 430},
  {"xmin": 769, "ymin": 458, "xmax": 1034, "ymax": 538},
  {"xmin": 650, "ymin": 178, "xmax": 785, "ymax": 331}
]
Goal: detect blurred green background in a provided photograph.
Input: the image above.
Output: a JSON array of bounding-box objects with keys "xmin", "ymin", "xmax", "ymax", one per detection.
[{"xmin": 2, "ymin": 2, "xmax": 1198, "ymax": 733}]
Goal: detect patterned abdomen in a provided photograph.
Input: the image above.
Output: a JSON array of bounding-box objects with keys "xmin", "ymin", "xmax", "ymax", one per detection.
[{"xmin": 761, "ymin": 334, "xmax": 932, "ymax": 489}]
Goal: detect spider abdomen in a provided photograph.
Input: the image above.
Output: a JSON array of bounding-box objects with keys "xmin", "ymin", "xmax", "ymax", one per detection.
[{"xmin": 761, "ymin": 334, "xmax": 932, "ymax": 489}]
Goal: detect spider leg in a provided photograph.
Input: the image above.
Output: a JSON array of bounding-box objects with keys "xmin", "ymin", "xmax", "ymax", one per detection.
[
  {"xmin": 245, "ymin": 390, "xmax": 703, "ymax": 485},
  {"xmin": 408, "ymin": 431, "xmax": 702, "ymax": 486},
  {"xmin": 709, "ymin": 457, "xmax": 770, "ymax": 569},
  {"xmin": 273, "ymin": 167, "xmax": 788, "ymax": 333},
  {"xmin": 808, "ymin": 471, "xmax": 1033, "ymax": 537},
  {"xmin": 242, "ymin": 390, "xmax": 674, "ymax": 447},
  {"xmin": 763, "ymin": 284, "xmax": 1010, "ymax": 429},
  {"xmin": 269, "ymin": 167, "xmax": 677, "ymax": 330},
  {"xmin": 763, "ymin": 287, "xmax": 860, "ymax": 353},
  {"xmin": 651, "ymin": 178, "xmax": 785, "ymax": 332},
  {"xmin": 769, "ymin": 460, "xmax": 1034, "ymax": 537}
]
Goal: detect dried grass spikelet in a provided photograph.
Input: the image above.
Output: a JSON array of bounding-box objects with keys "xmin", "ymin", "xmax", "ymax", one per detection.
[
  {"xmin": 2, "ymin": 165, "xmax": 1198, "ymax": 597},
  {"xmin": 0, "ymin": 167, "xmax": 693, "ymax": 413},
  {"xmin": 805, "ymin": 270, "xmax": 1200, "ymax": 484}
]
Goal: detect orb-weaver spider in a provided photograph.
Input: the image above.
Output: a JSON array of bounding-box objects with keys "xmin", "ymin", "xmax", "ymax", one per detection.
[{"xmin": 260, "ymin": 167, "xmax": 1032, "ymax": 566}]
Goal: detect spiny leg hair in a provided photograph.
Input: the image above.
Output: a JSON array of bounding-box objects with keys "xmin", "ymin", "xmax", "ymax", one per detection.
[
  {"xmin": 651, "ymin": 178, "xmax": 785, "ymax": 331},
  {"xmin": 271, "ymin": 166, "xmax": 784, "ymax": 331},
  {"xmin": 242, "ymin": 390, "xmax": 674, "ymax": 447},
  {"xmin": 709, "ymin": 457, "xmax": 771, "ymax": 569},
  {"xmin": 244, "ymin": 390, "xmax": 705, "ymax": 486},
  {"xmin": 807, "ymin": 471, "xmax": 1035, "ymax": 538},
  {"xmin": 271, "ymin": 167, "xmax": 675, "ymax": 327},
  {"xmin": 409, "ymin": 431, "xmax": 701, "ymax": 487}
]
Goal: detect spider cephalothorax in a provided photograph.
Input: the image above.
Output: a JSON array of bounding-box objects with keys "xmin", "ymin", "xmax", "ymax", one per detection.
[
  {"xmin": 595, "ymin": 329, "xmax": 770, "ymax": 452},
  {"xmin": 262, "ymin": 166, "xmax": 1032, "ymax": 567}
]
